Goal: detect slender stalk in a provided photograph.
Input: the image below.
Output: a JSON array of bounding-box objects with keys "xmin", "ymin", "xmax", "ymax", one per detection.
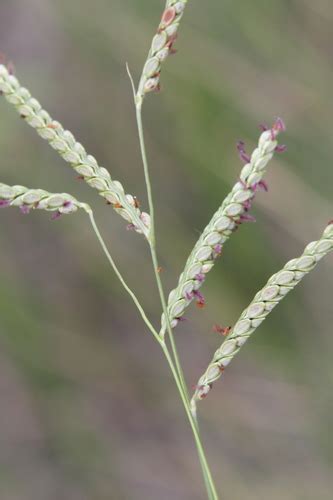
[
  {"xmin": 161, "ymin": 343, "xmax": 219, "ymax": 500},
  {"xmin": 88, "ymin": 209, "xmax": 219, "ymax": 498},
  {"xmin": 127, "ymin": 69, "xmax": 181, "ymax": 372},
  {"xmin": 88, "ymin": 210, "xmax": 162, "ymax": 345},
  {"xmin": 135, "ymin": 103, "xmax": 189, "ymax": 398},
  {"xmin": 135, "ymin": 103, "xmax": 218, "ymax": 499}
]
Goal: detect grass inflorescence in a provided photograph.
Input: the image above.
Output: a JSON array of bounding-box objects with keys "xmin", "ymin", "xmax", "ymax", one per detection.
[{"xmin": 0, "ymin": 2, "xmax": 331, "ymax": 499}]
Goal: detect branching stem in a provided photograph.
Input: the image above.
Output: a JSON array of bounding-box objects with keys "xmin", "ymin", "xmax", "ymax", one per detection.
[
  {"xmin": 88, "ymin": 209, "xmax": 218, "ymax": 499},
  {"xmin": 134, "ymin": 101, "xmax": 219, "ymax": 499}
]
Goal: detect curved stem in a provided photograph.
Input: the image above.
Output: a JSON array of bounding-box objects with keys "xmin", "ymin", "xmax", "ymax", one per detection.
[
  {"xmin": 88, "ymin": 210, "xmax": 162, "ymax": 345},
  {"xmin": 87, "ymin": 209, "xmax": 218, "ymax": 499}
]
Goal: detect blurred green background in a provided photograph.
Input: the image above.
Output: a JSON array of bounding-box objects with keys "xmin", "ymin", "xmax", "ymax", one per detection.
[{"xmin": 0, "ymin": 1, "xmax": 332, "ymax": 499}]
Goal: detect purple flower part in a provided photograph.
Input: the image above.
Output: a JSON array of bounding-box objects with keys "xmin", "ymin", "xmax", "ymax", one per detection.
[
  {"xmin": 20, "ymin": 205, "xmax": 30, "ymax": 215},
  {"xmin": 51, "ymin": 211, "xmax": 62, "ymax": 221},
  {"xmin": 195, "ymin": 273, "xmax": 206, "ymax": 283},
  {"xmin": 213, "ymin": 244, "xmax": 223, "ymax": 255},
  {"xmin": 274, "ymin": 117, "xmax": 286, "ymax": 132},
  {"xmin": 126, "ymin": 223, "xmax": 137, "ymax": 231},
  {"xmin": 259, "ymin": 123, "xmax": 268, "ymax": 132},
  {"xmin": 0, "ymin": 199, "xmax": 10, "ymax": 208},
  {"xmin": 176, "ymin": 316, "xmax": 187, "ymax": 322},
  {"xmin": 240, "ymin": 213, "xmax": 256, "ymax": 223},
  {"xmin": 252, "ymin": 180, "xmax": 269, "ymax": 193},
  {"xmin": 257, "ymin": 180, "xmax": 269, "ymax": 192},
  {"xmin": 185, "ymin": 291, "xmax": 194, "ymax": 301},
  {"xmin": 271, "ymin": 117, "xmax": 286, "ymax": 139},
  {"xmin": 193, "ymin": 290, "xmax": 205, "ymax": 301},
  {"xmin": 275, "ymin": 144, "xmax": 287, "ymax": 153},
  {"xmin": 243, "ymin": 199, "xmax": 252, "ymax": 212},
  {"xmin": 237, "ymin": 141, "xmax": 251, "ymax": 164},
  {"xmin": 63, "ymin": 200, "xmax": 73, "ymax": 208}
]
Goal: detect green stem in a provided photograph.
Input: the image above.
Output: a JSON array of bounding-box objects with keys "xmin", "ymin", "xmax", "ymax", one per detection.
[
  {"xmin": 88, "ymin": 210, "xmax": 162, "ymax": 345},
  {"xmin": 135, "ymin": 104, "xmax": 218, "ymax": 499},
  {"xmin": 161, "ymin": 344, "xmax": 219, "ymax": 500},
  {"xmin": 127, "ymin": 66, "xmax": 186, "ymax": 393},
  {"xmin": 88, "ymin": 209, "xmax": 218, "ymax": 499},
  {"xmin": 135, "ymin": 104, "xmax": 188, "ymax": 398}
]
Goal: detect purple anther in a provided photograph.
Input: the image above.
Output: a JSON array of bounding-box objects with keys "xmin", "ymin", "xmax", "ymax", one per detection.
[
  {"xmin": 275, "ymin": 144, "xmax": 287, "ymax": 153},
  {"xmin": 195, "ymin": 273, "xmax": 206, "ymax": 283},
  {"xmin": 237, "ymin": 141, "xmax": 251, "ymax": 164},
  {"xmin": 243, "ymin": 199, "xmax": 253, "ymax": 212},
  {"xmin": 271, "ymin": 117, "xmax": 286, "ymax": 139},
  {"xmin": 51, "ymin": 211, "xmax": 62, "ymax": 220},
  {"xmin": 240, "ymin": 213, "xmax": 256, "ymax": 223},
  {"xmin": 213, "ymin": 244, "xmax": 223, "ymax": 256},
  {"xmin": 193, "ymin": 290, "xmax": 206, "ymax": 308},
  {"xmin": 20, "ymin": 205, "xmax": 30, "ymax": 215},
  {"xmin": 252, "ymin": 180, "xmax": 268, "ymax": 192}
]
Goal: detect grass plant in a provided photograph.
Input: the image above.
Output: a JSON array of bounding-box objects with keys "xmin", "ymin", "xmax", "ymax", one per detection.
[{"xmin": 0, "ymin": 3, "xmax": 332, "ymax": 498}]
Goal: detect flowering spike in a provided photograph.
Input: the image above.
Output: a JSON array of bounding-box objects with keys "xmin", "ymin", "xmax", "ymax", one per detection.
[
  {"xmin": 0, "ymin": 182, "xmax": 90, "ymax": 217},
  {"xmin": 160, "ymin": 119, "xmax": 285, "ymax": 336},
  {"xmin": 192, "ymin": 223, "xmax": 333, "ymax": 403},
  {"xmin": 0, "ymin": 63, "xmax": 151, "ymax": 238},
  {"xmin": 136, "ymin": 1, "xmax": 188, "ymax": 104}
]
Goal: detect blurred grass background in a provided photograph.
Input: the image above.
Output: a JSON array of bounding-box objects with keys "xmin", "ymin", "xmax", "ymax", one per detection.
[{"xmin": 0, "ymin": 1, "xmax": 332, "ymax": 499}]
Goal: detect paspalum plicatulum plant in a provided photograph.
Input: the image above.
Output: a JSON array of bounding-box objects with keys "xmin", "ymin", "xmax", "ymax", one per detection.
[{"xmin": 1, "ymin": 2, "xmax": 332, "ymax": 499}]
